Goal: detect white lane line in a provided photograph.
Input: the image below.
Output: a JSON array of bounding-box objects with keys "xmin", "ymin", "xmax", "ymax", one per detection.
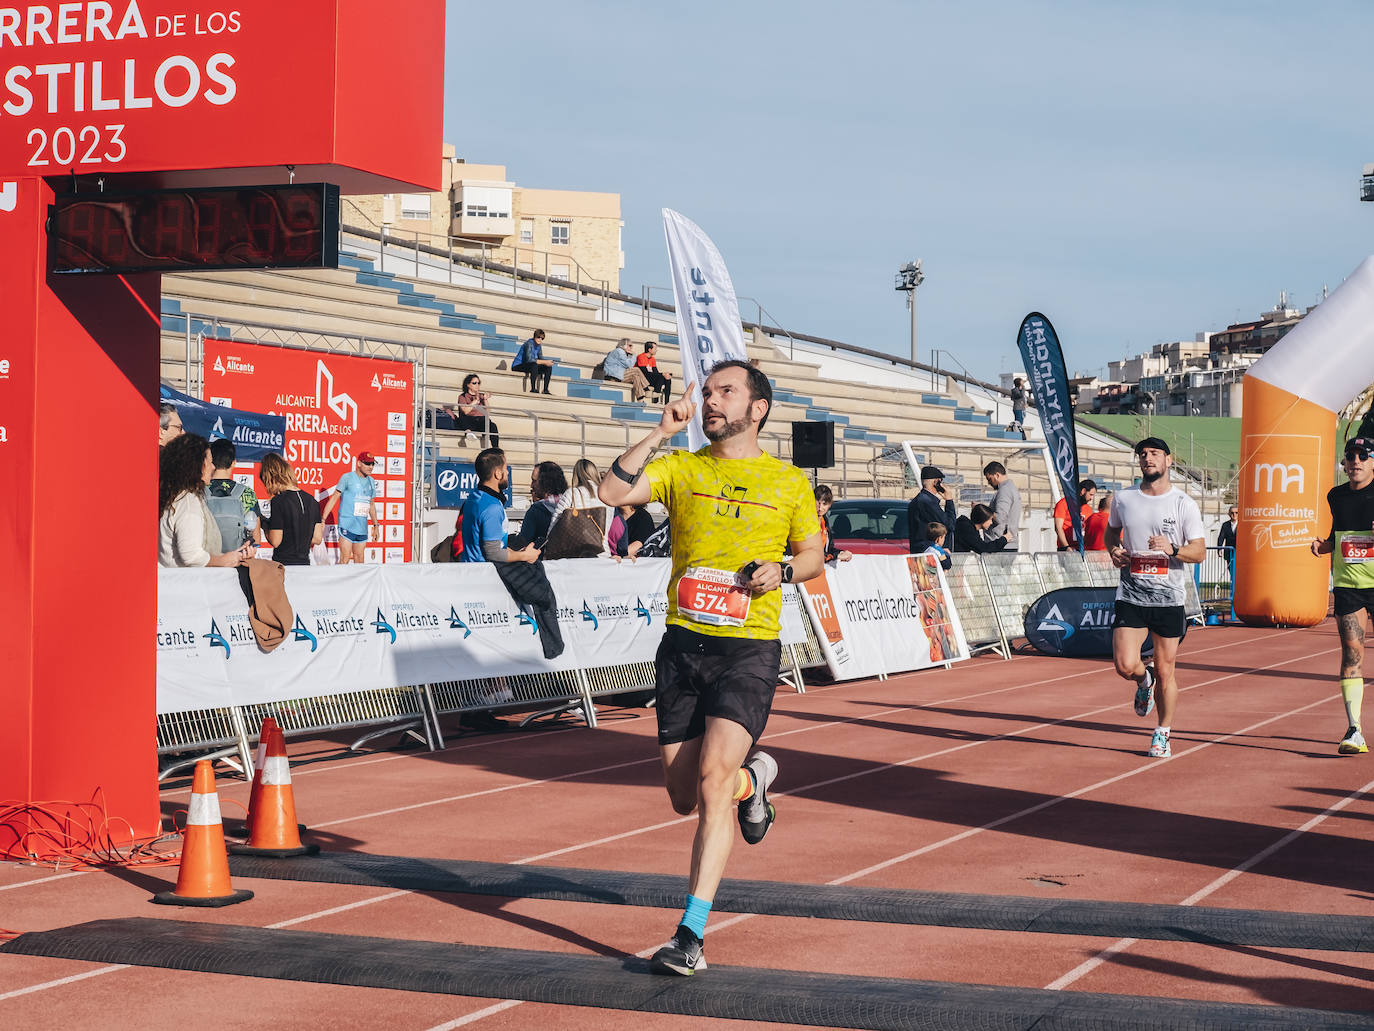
[
  {"xmin": 0, "ymin": 965, "xmax": 128, "ymax": 1001},
  {"xmin": 1043, "ymin": 775, "xmax": 1374, "ymax": 991},
  {"xmin": 323, "ymin": 630, "xmax": 1294, "ymax": 833},
  {"xmin": 0, "ymin": 629, "xmax": 1320, "ymax": 1011},
  {"xmin": 417, "ymin": 633, "xmax": 1325, "ymax": 1028},
  {"xmin": 422, "ymin": 1001, "xmax": 525, "ymax": 1029},
  {"xmin": 0, "ymin": 872, "xmax": 85, "ymax": 893}
]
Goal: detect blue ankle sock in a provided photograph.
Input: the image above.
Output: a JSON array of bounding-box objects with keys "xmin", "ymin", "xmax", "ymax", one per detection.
[{"xmin": 681, "ymin": 893, "xmax": 711, "ymax": 939}]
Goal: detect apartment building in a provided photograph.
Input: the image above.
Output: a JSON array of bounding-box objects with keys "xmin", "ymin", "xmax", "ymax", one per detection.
[{"xmin": 348, "ymin": 144, "xmax": 625, "ymax": 291}]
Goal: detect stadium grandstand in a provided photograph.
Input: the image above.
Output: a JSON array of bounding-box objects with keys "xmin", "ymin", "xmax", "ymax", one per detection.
[{"xmin": 158, "ymin": 220, "xmax": 1234, "ymax": 555}]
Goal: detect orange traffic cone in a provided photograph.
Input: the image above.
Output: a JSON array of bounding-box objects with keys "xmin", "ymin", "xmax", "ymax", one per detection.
[
  {"xmin": 228, "ymin": 716, "xmax": 279, "ymax": 839},
  {"xmin": 229, "ymin": 727, "xmax": 319, "ymax": 858},
  {"xmin": 243, "ymin": 716, "xmax": 279, "ymax": 830},
  {"xmin": 152, "ymin": 760, "xmax": 254, "ymax": 907}
]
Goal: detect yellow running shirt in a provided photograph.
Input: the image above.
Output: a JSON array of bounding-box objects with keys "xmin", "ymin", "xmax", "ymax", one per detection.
[{"xmin": 647, "ymin": 447, "xmax": 820, "ymax": 640}]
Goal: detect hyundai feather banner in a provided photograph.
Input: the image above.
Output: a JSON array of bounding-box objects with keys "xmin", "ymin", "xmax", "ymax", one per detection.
[
  {"xmin": 663, "ymin": 209, "xmax": 750, "ymax": 451},
  {"xmin": 1017, "ymin": 312, "xmax": 1083, "ymax": 552}
]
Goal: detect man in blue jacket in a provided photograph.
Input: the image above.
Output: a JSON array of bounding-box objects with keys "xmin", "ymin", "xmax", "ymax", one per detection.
[
  {"xmin": 907, "ymin": 465, "xmax": 956, "ymax": 554},
  {"xmin": 513, "ymin": 329, "xmax": 555, "ymax": 394}
]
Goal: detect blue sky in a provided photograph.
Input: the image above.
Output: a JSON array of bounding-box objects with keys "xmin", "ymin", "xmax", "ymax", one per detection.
[{"xmin": 444, "ymin": 1, "xmax": 1374, "ymax": 383}]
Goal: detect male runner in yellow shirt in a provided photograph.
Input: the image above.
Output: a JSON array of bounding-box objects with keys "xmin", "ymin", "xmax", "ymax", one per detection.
[{"xmin": 600, "ymin": 360, "xmax": 824, "ymax": 975}]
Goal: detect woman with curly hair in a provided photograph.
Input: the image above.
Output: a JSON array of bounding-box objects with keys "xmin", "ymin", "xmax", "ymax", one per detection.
[
  {"xmin": 259, "ymin": 452, "xmax": 323, "ymax": 565},
  {"xmin": 158, "ymin": 433, "xmax": 254, "ymax": 568}
]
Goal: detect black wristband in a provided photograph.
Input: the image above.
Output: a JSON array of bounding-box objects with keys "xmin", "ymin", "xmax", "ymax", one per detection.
[{"xmin": 610, "ymin": 457, "xmax": 641, "ymax": 485}]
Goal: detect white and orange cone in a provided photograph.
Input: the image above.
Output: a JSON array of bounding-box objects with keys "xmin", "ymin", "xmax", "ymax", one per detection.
[
  {"xmin": 152, "ymin": 760, "xmax": 254, "ymax": 907},
  {"xmin": 229, "ymin": 727, "xmax": 318, "ymax": 858},
  {"xmin": 230, "ymin": 716, "xmax": 279, "ymax": 838}
]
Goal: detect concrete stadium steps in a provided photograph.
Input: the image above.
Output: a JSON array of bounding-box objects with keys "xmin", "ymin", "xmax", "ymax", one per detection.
[
  {"xmin": 312, "ymin": 257, "xmax": 995, "ymax": 443},
  {"xmin": 160, "ymin": 260, "xmax": 1054, "ymax": 502},
  {"xmin": 164, "ymin": 262, "xmax": 996, "ymax": 452}
]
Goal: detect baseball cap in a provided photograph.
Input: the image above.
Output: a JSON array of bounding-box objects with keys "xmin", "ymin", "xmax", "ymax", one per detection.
[
  {"xmin": 1134, "ymin": 436, "xmax": 1171, "ymax": 456},
  {"xmin": 920, "ymin": 465, "xmax": 945, "ymax": 482},
  {"xmin": 1345, "ymin": 437, "xmax": 1373, "ymax": 459},
  {"xmin": 357, "ymin": 451, "xmax": 376, "ymax": 465}
]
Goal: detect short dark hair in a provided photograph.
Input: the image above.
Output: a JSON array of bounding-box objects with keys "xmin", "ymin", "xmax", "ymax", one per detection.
[
  {"xmin": 983, "ymin": 461, "xmax": 1006, "ymax": 477},
  {"xmin": 209, "ymin": 438, "xmax": 236, "ymax": 470},
  {"xmin": 970, "ymin": 503, "xmax": 994, "ymax": 524},
  {"xmin": 475, "ymin": 447, "xmax": 505, "ymax": 482},
  {"xmin": 928, "ymin": 522, "xmax": 947, "ymax": 540},
  {"xmin": 642, "ymin": 340, "xmax": 656, "ymax": 352},
  {"xmin": 1078, "ymin": 478, "xmax": 1097, "ymax": 494},
  {"xmin": 532, "ymin": 329, "xmax": 545, "ymax": 340},
  {"xmin": 706, "ymin": 359, "xmax": 773, "ymax": 430},
  {"xmin": 1098, "ymin": 495, "xmax": 1111, "ymax": 511},
  {"xmin": 814, "ymin": 484, "xmax": 833, "ymax": 504},
  {"xmin": 534, "ymin": 461, "xmax": 567, "ymax": 498}
]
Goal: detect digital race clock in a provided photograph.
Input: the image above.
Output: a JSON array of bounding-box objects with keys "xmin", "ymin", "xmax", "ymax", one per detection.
[{"xmin": 48, "ymin": 183, "xmax": 340, "ymax": 274}]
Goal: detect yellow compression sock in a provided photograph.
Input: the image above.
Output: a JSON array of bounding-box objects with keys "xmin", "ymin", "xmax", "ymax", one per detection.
[
  {"xmin": 1341, "ymin": 678, "xmax": 1364, "ymax": 728},
  {"xmin": 732, "ymin": 767, "xmax": 754, "ymax": 802}
]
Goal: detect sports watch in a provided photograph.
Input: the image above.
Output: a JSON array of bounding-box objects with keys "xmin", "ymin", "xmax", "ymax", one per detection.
[{"xmin": 781, "ymin": 563, "xmax": 794, "ymax": 584}]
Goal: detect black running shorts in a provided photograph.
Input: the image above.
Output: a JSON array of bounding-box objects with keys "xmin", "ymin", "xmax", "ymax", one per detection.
[
  {"xmin": 1334, "ymin": 587, "xmax": 1374, "ymax": 618},
  {"xmin": 1113, "ymin": 599, "xmax": 1186, "ymax": 639},
  {"xmin": 654, "ymin": 625, "xmax": 782, "ymax": 746}
]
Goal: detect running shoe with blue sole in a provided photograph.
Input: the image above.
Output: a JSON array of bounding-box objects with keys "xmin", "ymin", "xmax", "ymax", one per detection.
[{"xmin": 1134, "ymin": 664, "xmax": 1156, "ymax": 718}]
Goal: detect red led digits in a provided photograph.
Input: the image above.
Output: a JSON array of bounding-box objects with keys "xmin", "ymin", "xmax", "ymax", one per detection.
[{"xmin": 49, "ymin": 185, "xmax": 338, "ymax": 274}]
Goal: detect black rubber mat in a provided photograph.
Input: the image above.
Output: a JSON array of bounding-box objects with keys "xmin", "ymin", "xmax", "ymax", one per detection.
[
  {"xmin": 5, "ymin": 918, "xmax": 1372, "ymax": 1030},
  {"xmin": 226, "ymin": 850, "xmax": 1374, "ymax": 953}
]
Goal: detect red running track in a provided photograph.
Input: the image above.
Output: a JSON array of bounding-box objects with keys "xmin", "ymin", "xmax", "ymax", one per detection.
[{"xmin": 2, "ymin": 619, "xmax": 1372, "ymax": 1030}]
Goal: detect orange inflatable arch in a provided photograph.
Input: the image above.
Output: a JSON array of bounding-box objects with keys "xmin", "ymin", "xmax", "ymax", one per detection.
[{"xmin": 1235, "ymin": 256, "xmax": 1374, "ymax": 626}]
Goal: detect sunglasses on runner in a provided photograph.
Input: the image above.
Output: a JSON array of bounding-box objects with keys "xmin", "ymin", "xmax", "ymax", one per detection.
[{"xmin": 1345, "ymin": 438, "xmax": 1372, "ymax": 461}]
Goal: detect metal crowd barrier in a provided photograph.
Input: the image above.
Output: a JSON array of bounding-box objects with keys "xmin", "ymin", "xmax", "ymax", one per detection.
[
  {"xmin": 156, "ymin": 551, "xmax": 1210, "ymax": 779},
  {"xmin": 157, "ymin": 686, "xmax": 437, "ymax": 781}
]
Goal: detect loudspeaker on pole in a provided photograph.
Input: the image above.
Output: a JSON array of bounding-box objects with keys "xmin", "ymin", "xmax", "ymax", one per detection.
[{"xmin": 791, "ymin": 420, "xmax": 835, "ymax": 469}]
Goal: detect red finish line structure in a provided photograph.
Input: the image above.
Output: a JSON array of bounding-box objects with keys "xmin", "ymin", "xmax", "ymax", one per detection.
[{"xmin": 0, "ymin": 0, "xmax": 445, "ymax": 856}]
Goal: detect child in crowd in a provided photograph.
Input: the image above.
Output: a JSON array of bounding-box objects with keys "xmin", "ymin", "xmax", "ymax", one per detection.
[{"xmin": 924, "ymin": 521, "xmax": 952, "ymax": 570}]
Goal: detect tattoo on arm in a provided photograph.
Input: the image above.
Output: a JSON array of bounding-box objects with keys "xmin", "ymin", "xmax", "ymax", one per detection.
[{"xmin": 1339, "ymin": 611, "xmax": 1366, "ymax": 678}]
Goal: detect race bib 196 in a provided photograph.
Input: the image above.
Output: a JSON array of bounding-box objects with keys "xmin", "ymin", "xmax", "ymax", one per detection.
[
  {"xmin": 1341, "ymin": 535, "xmax": 1374, "ymax": 563},
  {"xmin": 677, "ymin": 566, "xmax": 751, "ymax": 627},
  {"xmin": 1129, "ymin": 553, "xmax": 1170, "ymax": 578}
]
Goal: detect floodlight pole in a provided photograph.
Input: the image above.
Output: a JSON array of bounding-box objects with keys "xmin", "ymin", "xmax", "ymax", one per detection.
[{"xmin": 895, "ymin": 260, "xmax": 924, "ymax": 365}]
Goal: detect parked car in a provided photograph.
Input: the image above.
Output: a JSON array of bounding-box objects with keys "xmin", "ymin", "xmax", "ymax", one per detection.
[{"xmin": 826, "ymin": 498, "xmax": 911, "ymax": 555}]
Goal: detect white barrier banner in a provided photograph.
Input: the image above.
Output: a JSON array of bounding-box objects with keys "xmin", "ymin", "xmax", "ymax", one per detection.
[
  {"xmin": 158, "ymin": 559, "xmax": 808, "ymax": 714},
  {"xmin": 545, "ymin": 558, "xmax": 673, "ymax": 667},
  {"xmin": 799, "ymin": 554, "xmax": 970, "ymax": 681}
]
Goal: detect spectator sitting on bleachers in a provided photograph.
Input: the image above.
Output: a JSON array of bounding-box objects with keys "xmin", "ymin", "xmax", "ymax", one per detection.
[
  {"xmin": 158, "ymin": 433, "xmax": 255, "ymax": 569},
  {"xmin": 602, "ymin": 338, "xmax": 652, "ymax": 402},
  {"xmin": 454, "ymin": 373, "xmax": 500, "ymax": 447},
  {"xmin": 953, "ymin": 503, "xmax": 1008, "ymax": 554},
  {"xmin": 513, "ymin": 329, "xmax": 554, "ymax": 394},
  {"xmin": 636, "ymin": 341, "xmax": 672, "ymax": 403}
]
